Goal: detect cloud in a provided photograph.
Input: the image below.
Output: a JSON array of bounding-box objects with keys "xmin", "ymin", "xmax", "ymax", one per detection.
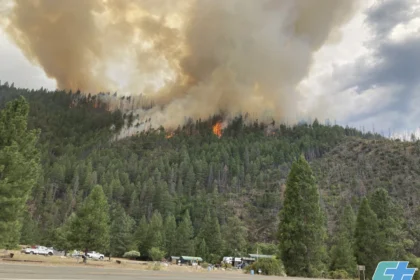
[
  {"xmin": 366, "ymin": 0, "xmax": 415, "ymax": 39},
  {"xmin": 303, "ymin": 0, "xmax": 420, "ymax": 134},
  {"xmin": 349, "ymin": 0, "xmax": 420, "ymax": 131}
]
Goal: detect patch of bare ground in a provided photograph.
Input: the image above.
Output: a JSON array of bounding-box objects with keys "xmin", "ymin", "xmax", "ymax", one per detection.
[{"xmin": 0, "ymin": 250, "xmax": 243, "ymax": 275}]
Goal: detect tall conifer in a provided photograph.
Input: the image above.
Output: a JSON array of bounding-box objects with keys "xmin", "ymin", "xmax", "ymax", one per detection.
[
  {"xmin": 330, "ymin": 204, "xmax": 357, "ymax": 276},
  {"xmin": 0, "ymin": 97, "xmax": 40, "ymax": 248},
  {"xmin": 354, "ymin": 198, "xmax": 381, "ymax": 279},
  {"xmin": 175, "ymin": 210, "xmax": 194, "ymax": 255},
  {"xmin": 69, "ymin": 185, "xmax": 110, "ymax": 257},
  {"xmin": 278, "ymin": 155, "xmax": 327, "ymax": 277}
]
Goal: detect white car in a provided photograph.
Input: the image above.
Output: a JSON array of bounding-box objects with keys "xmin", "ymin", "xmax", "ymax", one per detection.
[
  {"xmin": 86, "ymin": 251, "xmax": 104, "ymax": 260},
  {"xmin": 24, "ymin": 246, "xmax": 54, "ymax": 256}
]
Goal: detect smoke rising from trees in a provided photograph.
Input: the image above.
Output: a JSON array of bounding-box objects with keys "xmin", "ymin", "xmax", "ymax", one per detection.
[{"xmin": 3, "ymin": 0, "xmax": 361, "ymax": 129}]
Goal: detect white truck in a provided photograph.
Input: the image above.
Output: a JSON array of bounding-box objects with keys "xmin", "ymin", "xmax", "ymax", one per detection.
[
  {"xmin": 23, "ymin": 246, "xmax": 54, "ymax": 256},
  {"xmin": 86, "ymin": 251, "xmax": 104, "ymax": 260}
]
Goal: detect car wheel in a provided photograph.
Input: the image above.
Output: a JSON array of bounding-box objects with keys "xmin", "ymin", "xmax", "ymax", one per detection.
[
  {"xmin": 48, "ymin": 252, "xmax": 53, "ymax": 256},
  {"xmin": 30, "ymin": 251, "xmax": 34, "ymax": 255},
  {"xmin": 99, "ymin": 256, "xmax": 104, "ymax": 260}
]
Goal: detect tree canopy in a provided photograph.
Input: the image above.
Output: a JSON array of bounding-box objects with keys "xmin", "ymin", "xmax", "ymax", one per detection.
[
  {"xmin": 278, "ymin": 155, "xmax": 327, "ymax": 277},
  {"xmin": 68, "ymin": 185, "xmax": 110, "ymax": 254},
  {"xmin": 0, "ymin": 96, "xmax": 40, "ymax": 248},
  {"xmin": 0, "ymin": 84, "xmax": 417, "ymax": 274}
]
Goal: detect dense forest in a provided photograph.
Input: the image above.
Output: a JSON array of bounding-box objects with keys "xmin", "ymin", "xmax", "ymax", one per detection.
[{"xmin": 1, "ymin": 82, "xmax": 419, "ymax": 278}]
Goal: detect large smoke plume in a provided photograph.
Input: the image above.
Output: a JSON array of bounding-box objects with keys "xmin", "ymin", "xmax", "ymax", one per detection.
[{"xmin": 2, "ymin": 0, "xmax": 361, "ymax": 134}]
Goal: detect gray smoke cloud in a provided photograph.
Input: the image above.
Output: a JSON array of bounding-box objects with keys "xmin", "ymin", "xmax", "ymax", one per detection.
[{"xmin": 3, "ymin": 0, "xmax": 361, "ymax": 132}]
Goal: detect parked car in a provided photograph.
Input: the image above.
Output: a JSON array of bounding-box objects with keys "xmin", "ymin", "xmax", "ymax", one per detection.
[
  {"xmin": 86, "ymin": 251, "xmax": 104, "ymax": 260},
  {"xmin": 23, "ymin": 246, "xmax": 54, "ymax": 256}
]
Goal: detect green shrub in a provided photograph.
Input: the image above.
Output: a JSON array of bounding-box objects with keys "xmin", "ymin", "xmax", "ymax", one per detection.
[
  {"xmin": 201, "ymin": 262, "xmax": 209, "ymax": 269},
  {"xmin": 244, "ymin": 258, "xmax": 286, "ymax": 276},
  {"xmin": 404, "ymin": 254, "xmax": 420, "ymax": 280},
  {"xmin": 148, "ymin": 247, "xmax": 165, "ymax": 261},
  {"xmin": 207, "ymin": 254, "xmax": 221, "ymax": 264},
  {"xmin": 223, "ymin": 262, "xmax": 233, "ymax": 269},
  {"xmin": 123, "ymin": 250, "xmax": 140, "ymax": 259},
  {"xmin": 329, "ymin": 269, "xmax": 350, "ymax": 279}
]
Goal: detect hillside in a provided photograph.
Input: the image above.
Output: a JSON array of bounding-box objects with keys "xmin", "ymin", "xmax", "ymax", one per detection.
[
  {"xmin": 314, "ymin": 138, "xmax": 420, "ymax": 253},
  {"xmin": 1, "ymin": 83, "xmax": 419, "ymax": 270}
]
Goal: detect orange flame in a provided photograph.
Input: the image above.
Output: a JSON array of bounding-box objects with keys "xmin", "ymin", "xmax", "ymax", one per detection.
[
  {"xmin": 212, "ymin": 122, "xmax": 222, "ymax": 138},
  {"xmin": 165, "ymin": 132, "xmax": 175, "ymax": 139}
]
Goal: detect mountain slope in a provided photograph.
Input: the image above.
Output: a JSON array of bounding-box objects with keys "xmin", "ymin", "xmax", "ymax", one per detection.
[
  {"xmin": 314, "ymin": 138, "xmax": 420, "ymax": 253},
  {"xmin": 3, "ymin": 83, "xmax": 419, "ymax": 257}
]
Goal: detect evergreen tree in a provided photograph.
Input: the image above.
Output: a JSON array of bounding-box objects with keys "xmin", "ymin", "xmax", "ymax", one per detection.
[
  {"xmin": 0, "ymin": 97, "xmax": 40, "ymax": 248},
  {"xmin": 175, "ymin": 210, "xmax": 195, "ymax": 256},
  {"xmin": 196, "ymin": 238, "xmax": 209, "ymax": 260},
  {"xmin": 134, "ymin": 215, "xmax": 149, "ymax": 255},
  {"xmin": 278, "ymin": 155, "xmax": 327, "ymax": 277},
  {"xmin": 52, "ymin": 213, "xmax": 76, "ymax": 255},
  {"xmin": 110, "ymin": 204, "xmax": 135, "ymax": 257},
  {"xmin": 354, "ymin": 198, "xmax": 381, "ymax": 279},
  {"xmin": 369, "ymin": 188, "xmax": 409, "ymax": 260},
  {"xmin": 330, "ymin": 204, "xmax": 357, "ymax": 276},
  {"xmin": 19, "ymin": 209, "xmax": 40, "ymax": 245},
  {"xmin": 222, "ymin": 216, "xmax": 248, "ymax": 256},
  {"xmin": 146, "ymin": 210, "xmax": 165, "ymax": 252},
  {"xmin": 164, "ymin": 214, "xmax": 177, "ymax": 256},
  {"xmin": 197, "ymin": 209, "xmax": 223, "ymax": 258},
  {"xmin": 68, "ymin": 185, "xmax": 110, "ymax": 258}
]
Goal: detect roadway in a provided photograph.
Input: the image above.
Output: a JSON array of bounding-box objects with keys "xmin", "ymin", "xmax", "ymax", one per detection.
[{"xmin": 0, "ymin": 262, "xmax": 277, "ymax": 280}]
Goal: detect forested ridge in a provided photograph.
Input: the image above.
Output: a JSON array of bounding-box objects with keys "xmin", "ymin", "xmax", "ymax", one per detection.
[{"xmin": 1, "ymin": 82, "xmax": 419, "ymax": 278}]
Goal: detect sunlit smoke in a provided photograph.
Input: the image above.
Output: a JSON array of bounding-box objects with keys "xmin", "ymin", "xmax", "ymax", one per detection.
[{"xmin": 2, "ymin": 0, "xmax": 361, "ymax": 137}]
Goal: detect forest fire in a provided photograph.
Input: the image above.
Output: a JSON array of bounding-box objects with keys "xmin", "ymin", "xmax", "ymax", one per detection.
[
  {"xmin": 213, "ymin": 122, "xmax": 222, "ymax": 138},
  {"xmin": 165, "ymin": 132, "xmax": 174, "ymax": 139}
]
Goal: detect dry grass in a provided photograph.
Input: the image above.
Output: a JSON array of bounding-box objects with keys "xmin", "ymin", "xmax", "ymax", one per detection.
[{"xmin": 0, "ymin": 250, "xmax": 240, "ymax": 275}]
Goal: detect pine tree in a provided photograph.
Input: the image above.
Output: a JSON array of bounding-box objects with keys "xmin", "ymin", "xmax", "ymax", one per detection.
[
  {"xmin": 19, "ymin": 209, "xmax": 40, "ymax": 246},
  {"xmin": 354, "ymin": 197, "xmax": 381, "ymax": 279},
  {"xmin": 134, "ymin": 215, "xmax": 149, "ymax": 255},
  {"xmin": 146, "ymin": 210, "xmax": 165, "ymax": 252},
  {"xmin": 52, "ymin": 213, "xmax": 76, "ymax": 255},
  {"xmin": 222, "ymin": 216, "xmax": 248, "ymax": 256},
  {"xmin": 184, "ymin": 165, "xmax": 195, "ymax": 197},
  {"xmin": 369, "ymin": 188, "xmax": 409, "ymax": 260},
  {"xmin": 164, "ymin": 214, "xmax": 177, "ymax": 256},
  {"xmin": 196, "ymin": 238, "xmax": 209, "ymax": 260},
  {"xmin": 197, "ymin": 209, "xmax": 223, "ymax": 258},
  {"xmin": 0, "ymin": 97, "xmax": 41, "ymax": 249},
  {"xmin": 330, "ymin": 204, "xmax": 357, "ymax": 276},
  {"xmin": 110, "ymin": 204, "xmax": 135, "ymax": 257},
  {"xmin": 175, "ymin": 210, "xmax": 195, "ymax": 256},
  {"xmin": 278, "ymin": 155, "xmax": 327, "ymax": 277},
  {"xmin": 68, "ymin": 185, "xmax": 110, "ymax": 258}
]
